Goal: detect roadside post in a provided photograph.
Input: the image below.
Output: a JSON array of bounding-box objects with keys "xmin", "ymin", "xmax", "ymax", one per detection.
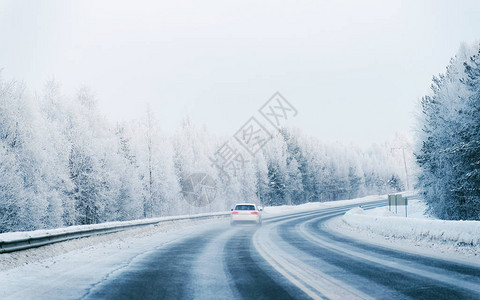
[{"xmin": 405, "ymin": 197, "xmax": 408, "ymax": 217}]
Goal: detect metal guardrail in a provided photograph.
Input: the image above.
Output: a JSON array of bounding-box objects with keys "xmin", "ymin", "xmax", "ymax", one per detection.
[{"xmin": 0, "ymin": 213, "xmax": 230, "ymax": 254}]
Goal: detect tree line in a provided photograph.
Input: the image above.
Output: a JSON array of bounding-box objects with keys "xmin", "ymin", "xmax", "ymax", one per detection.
[{"xmin": 0, "ymin": 75, "xmax": 410, "ymax": 232}]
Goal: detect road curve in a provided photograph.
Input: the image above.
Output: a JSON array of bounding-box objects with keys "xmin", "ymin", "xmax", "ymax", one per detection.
[{"xmin": 82, "ymin": 201, "xmax": 480, "ymax": 300}]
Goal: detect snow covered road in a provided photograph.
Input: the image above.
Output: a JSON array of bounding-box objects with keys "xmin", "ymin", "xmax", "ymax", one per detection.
[{"xmin": 2, "ymin": 199, "xmax": 480, "ymax": 299}]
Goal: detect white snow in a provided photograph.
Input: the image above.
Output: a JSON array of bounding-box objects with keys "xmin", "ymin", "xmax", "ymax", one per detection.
[
  {"xmin": 327, "ymin": 198, "xmax": 480, "ymax": 266},
  {"xmin": 0, "ymin": 212, "xmax": 229, "ymax": 243},
  {"xmin": 0, "ymin": 217, "xmax": 230, "ymax": 299},
  {"xmin": 262, "ymin": 194, "xmax": 391, "ymax": 216},
  {"xmin": 342, "ymin": 201, "xmax": 480, "ymax": 246}
]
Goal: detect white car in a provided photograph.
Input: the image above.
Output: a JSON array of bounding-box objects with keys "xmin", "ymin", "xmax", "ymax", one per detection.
[{"xmin": 230, "ymin": 203, "xmax": 262, "ymax": 226}]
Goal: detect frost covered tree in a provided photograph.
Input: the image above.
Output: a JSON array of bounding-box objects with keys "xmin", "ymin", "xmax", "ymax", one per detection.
[
  {"xmin": 457, "ymin": 49, "xmax": 480, "ymax": 219},
  {"xmin": 112, "ymin": 123, "xmax": 144, "ymax": 221},
  {"xmin": 38, "ymin": 80, "xmax": 74, "ymax": 227},
  {"xmin": 416, "ymin": 42, "xmax": 480, "ymax": 220},
  {"xmin": 0, "ymin": 72, "xmax": 411, "ymax": 232},
  {"xmin": 0, "ymin": 77, "xmax": 49, "ymax": 231},
  {"xmin": 135, "ymin": 108, "xmax": 181, "ymax": 217},
  {"xmin": 67, "ymin": 87, "xmax": 117, "ymax": 224}
]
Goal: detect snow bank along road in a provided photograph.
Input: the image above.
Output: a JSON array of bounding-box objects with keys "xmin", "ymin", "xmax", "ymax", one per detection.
[{"xmin": 3, "ymin": 199, "xmax": 480, "ymax": 300}]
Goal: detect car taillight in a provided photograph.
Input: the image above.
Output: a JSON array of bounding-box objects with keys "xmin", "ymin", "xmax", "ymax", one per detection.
[
  {"xmin": 251, "ymin": 212, "xmax": 258, "ymax": 215},
  {"xmin": 232, "ymin": 212, "xmax": 239, "ymax": 214}
]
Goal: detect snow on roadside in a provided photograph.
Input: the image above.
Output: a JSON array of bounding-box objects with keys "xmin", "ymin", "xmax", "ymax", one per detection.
[
  {"xmin": 0, "ymin": 216, "xmax": 228, "ymax": 272},
  {"xmin": 355, "ymin": 199, "xmax": 431, "ymax": 219},
  {"xmin": 326, "ymin": 199, "xmax": 480, "ymax": 265},
  {"xmin": 263, "ymin": 194, "xmax": 391, "ymax": 216},
  {"xmin": 0, "ymin": 218, "xmax": 230, "ymax": 300},
  {"xmin": 0, "ymin": 211, "xmax": 229, "ymax": 243},
  {"xmin": 343, "ymin": 201, "xmax": 480, "ymax": 246}
]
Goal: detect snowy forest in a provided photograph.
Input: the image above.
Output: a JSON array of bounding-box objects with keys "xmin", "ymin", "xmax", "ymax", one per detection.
[
  {"xmin": 0, "ymin": 74, "xmax": 411, "ymax": 233},
  {"xmin": 416, "ymin": 41, "xmax": 480, "ymax": 221}
]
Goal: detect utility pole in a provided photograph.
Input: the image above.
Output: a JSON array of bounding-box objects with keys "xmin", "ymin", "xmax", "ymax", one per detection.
[
  {"xmin": 391, "ymin": 147, "xmax": 410, "ymax": 191},
  {"xmin": 257, "ymin": 182, "xmax": 260, "ymax": 205}
]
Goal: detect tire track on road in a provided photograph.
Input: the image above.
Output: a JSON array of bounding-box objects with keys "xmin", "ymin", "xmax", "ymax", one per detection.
[{"xmin": 83, "ymin": 228, "xmax": 224, "ymax": 300}]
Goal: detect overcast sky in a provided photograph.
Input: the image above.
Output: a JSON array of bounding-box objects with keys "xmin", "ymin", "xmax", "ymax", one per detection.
[{"xmin": 1, "ymin": 0, "xmax": 479, "ymax": 146}]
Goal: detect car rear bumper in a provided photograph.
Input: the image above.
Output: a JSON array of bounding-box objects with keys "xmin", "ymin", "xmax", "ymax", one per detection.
[
  {"xmin": 231, "ymin": 219, "xmax": 260, "ymax": 224},
  {"xmin": 231, "ymin": 215, "xmax": 261, "ymax": 224}
]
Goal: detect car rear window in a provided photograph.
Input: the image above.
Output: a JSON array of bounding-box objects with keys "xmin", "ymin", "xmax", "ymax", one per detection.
[{"xmin": 234, "ymin": 205, "xmax": 256, "ymax": 211}]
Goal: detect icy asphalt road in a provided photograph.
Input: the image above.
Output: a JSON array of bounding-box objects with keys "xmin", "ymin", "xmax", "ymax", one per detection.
[{"xmin": 80, "ymin": 201, "xmax": 480, "ymax": 300}]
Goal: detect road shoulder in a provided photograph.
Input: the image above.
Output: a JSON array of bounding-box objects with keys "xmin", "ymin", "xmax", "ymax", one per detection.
[{"xmin": 324, "ymin": 214, "xmax": 480, "ymax": 268}]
